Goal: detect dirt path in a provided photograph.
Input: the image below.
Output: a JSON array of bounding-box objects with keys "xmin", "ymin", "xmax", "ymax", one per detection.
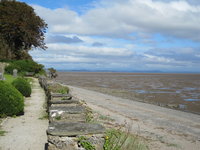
[
  {"xmin": 69, "ymin": 85, "xmax": 200, "ymax": 150},
  {"xmin": 0, "ymin": 78, "xmax": 48, "ymax": 150}
]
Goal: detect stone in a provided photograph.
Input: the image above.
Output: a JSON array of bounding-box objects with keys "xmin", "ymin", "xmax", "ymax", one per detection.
[
  {"xmin": 13, "ymin": 69, "xmax": 18, "ymax": 77},
  {"xmin": 49, "ymin": 113, "xmax": 86, "ymax": 123},
  {"xmin": 47, "ymin": 122, "xmax": 105, "ymax": 136},
  {"xmin": 49, "ymin": 105, "xmax": 86, "ymax": 114},
  {"xmin": 49, "ymin": 98, "xmax": 79, "ymax": 105},
  {"xmin": 0, "ymin": 72, "xmax": 4, "ymax": 80},
  {"xmin": 47, "ymin": 135, "xmax": 82, "ymax": 150}
]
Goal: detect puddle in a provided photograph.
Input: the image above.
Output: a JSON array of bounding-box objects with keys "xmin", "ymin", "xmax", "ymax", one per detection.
[
  {"xmin": 184, "ymin": 99, "xmax": 200, "ymax": 102},
  {"xmin": 183, "ymin": 87, "xmax": 197, "ymax": 91},
  {"xmin": 134, "ymin": 90, "xmax": 178, "ymax": 94},
  {"xmin": 179, "ymin": 104, "xmax": 187, "ymax": 109}
]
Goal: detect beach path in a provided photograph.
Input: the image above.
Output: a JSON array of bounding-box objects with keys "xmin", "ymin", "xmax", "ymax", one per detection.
[
  {"xmin": 0, "ymin": 78, "xmax": 48, "ymax": 150},
  {"xmin": 69, "ymin": 85, "xmax": 200, "ymax": 150}
]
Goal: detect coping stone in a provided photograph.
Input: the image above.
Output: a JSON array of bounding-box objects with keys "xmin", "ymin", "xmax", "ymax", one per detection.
[{"xmin": 47, "ymin": 122, "xmax": 105, "ymax": 136}]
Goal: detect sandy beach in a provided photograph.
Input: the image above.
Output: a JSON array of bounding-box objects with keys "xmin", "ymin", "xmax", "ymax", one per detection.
[{"xmin": 69, "ymin": 85, "xmax": 200, "ymax": 150}]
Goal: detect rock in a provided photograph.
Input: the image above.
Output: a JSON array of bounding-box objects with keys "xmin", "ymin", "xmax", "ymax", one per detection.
[
  {"xmin": 49, "ymin": 105, "xmax": 86, "ymax": 114},
  {"xmin": 49, "ymin": 98, "xmax": 80, "ymax": 105},
  {"xmin": 47, "ymin": 122, "xmax": 105, "ymax": 136},
  {"xmin": 47, "ymin": 135, "xmax": 79, "ymax": 150}
]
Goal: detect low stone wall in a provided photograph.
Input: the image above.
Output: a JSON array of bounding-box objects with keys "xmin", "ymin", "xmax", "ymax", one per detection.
[{"xmin": 39, "ymin": 76, "xmax": 105, "ymax": 150}]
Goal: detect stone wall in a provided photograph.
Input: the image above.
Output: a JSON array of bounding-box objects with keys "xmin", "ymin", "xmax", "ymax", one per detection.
[{"xmin": 39, "ymin": 76, "xmax": 105, "ymax": 150}]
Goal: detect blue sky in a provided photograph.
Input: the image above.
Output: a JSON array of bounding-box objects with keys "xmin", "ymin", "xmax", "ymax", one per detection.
[{"xmin": 18, "ymin": 0, "xmax": 200, "ymax": 72}]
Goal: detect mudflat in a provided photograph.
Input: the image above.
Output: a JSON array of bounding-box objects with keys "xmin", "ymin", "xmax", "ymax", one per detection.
[
  {"xmin": 69, "ymin": 85, "xmax": 200, "ymax": 150},
  {"xmin": 56, "ymin": 72, "xmax": 200, "ymax": 114}
]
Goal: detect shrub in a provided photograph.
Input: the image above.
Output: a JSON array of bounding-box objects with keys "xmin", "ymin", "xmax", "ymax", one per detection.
[
  {"xmin": 5, "ymin": 60, "xmax": 44, "ymax": 75},
  {"xmin": 12, "ymin": 78, "xmax": 32, "ymax": 97},
  {"xmin": 4, "ymin": 63, "xmax": 21, "ymax": 74},
  {"xmin": 0, "ymin": 81, "xmax": 24, "ymax": 116}
]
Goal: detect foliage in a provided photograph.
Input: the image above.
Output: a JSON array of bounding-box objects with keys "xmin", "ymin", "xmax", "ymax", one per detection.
[
  {"xmin": 12, "ymin": 77, "xmax": 32, "ymax": 97},
  {"xmin": 85, "ymin": 107, "xmax": 94, "ymax": 123},
  {"xmin": 5, "ymin": 60, "xmax": 44, "ymax": 75},
  {"xmin": 0, "ymin": 81, "xmax": 24, "ymax": 116},
  {"xmin": 48, "ymin": 67, "xmax": 58, "ymax": 78},
  {"xmin": 103, "ymin": 128, "xmax": 148, "ymax": 150},
  {"xmin": 4, "ymin": 74, "xmax": 15, "ymax": 84},
  {"xmin": 0, "ymin": 1, "xmax": 47, "ymax": 59},
  {"xmin": 78, "ymin": 136, "xmax": 95, "ymax": 150},
  {"xmin": 0, "ymin": 130, "xmax": 6, "ymax": 136},
  {"xmin": 48, "ymin": 83, "xmax": 69, "ymax": 94},
  {"xmin": 55, "ymin": 116, "xmax": 61, "ymax": 120}
]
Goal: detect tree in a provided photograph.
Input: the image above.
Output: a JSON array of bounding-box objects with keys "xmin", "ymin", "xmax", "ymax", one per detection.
[{"xmin": 0, "ymin": 0, "xmax": 47, "ymax": 59}]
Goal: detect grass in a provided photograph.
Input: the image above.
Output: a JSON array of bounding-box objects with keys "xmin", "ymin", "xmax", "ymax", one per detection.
[
  {"xmin": 0, "ymin": 130, "xmax": 6, "ymax": 136},
  {"xmin": 78, "ymin": 136, "xmax": 95, "ymax": 150},
  {"xmin": 38, "ymin": 112, "xmax": 48, "ymax": 120},
  {"xmin": 99, "ymin": 114, "xmax": 115, "ymax": 122},
  {"xmin": 55, "ymin": 116, "xmax": 61, "ymax": 120},
  {"xmin": 104, "ymin": 128, "xmax": 148, "ymax": 150},
  {"xmin": 85, "ymin": 107, "xmax": 94, "ymax": 123},
  {"xmin": 48, "ymin": 83, "xmax": 69, "ymax": 94}
]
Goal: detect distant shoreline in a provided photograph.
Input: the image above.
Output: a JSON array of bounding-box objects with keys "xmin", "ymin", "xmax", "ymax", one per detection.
[{"xmin": 57, "ymin": 70, "xmax": 200, "ymax": 74}]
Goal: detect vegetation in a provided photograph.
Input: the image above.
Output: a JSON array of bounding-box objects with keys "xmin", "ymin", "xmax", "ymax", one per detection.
[
  {"xmin": 12, "ymin": 77, "xmax": 32, "ymax": 97},
  {"xmin": 0, "ymin": 130, "xmax": 6, "ymax": 136},
  {"xmin": 0, "ymin": 81, "xmax": 24, "ymax": 117},
  {"xmin": 4, "ymin": 74, "xmax": 15, "ymax": 84},
  {"xmin": 103, "ymin": 128, "xmax": 148, "ymax": 150},
  {"xmin": 48, "ymin": 83, "xmax": 69, "ymax": 94},
  {"xmin": 85, "ymin": 107, "xmax": 94, "ymax": 123},
  {"xmin": 55, "ymin": 116, "xmax": 61, "ymax": 120},
  {"xmin": 5, "ymin": 60, "xmax": 45, "ymax": 76},
  {"xmin": 0, "ymin": 0, "xmax": 47, "ymax": 60},
  {"xmin": 48, "ymin": 67, "xmax": 58, "ymax": 78},
  {"xmin": 78, "ymin": 136, "xmax": 95, "ymax": 150}
]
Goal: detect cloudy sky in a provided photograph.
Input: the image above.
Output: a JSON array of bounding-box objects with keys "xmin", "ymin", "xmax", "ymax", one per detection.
[{"xmin": 19, "ymin": 0, "xmax": 200, "ymax": 72}]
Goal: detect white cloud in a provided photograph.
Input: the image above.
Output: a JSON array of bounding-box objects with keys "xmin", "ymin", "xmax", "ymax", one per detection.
[
  {"xmin": 33, "ymin": 0, "xmax": 200, "ymax": 41},
  {"xmin": 46, "ymin": 43, "xmax": 133, "ymax": 56}
]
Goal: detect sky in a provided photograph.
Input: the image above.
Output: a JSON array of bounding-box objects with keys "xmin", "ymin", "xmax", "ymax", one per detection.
[{"xmin": 18, "ymin": 0, "xmax": 200, "ymax": 72}]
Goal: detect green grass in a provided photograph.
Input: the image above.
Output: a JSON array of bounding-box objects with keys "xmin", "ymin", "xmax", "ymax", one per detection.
[
  {"xmin": 0, "ymin": 130, "xmax": 6, "ymax": 136},
  {"xmin": 38, "ymin": 112, "xmax": 48, "ymax": 120},
  {"xmin": 104, "ymin": 129, "xmax": 148, "ymax": 150},
  {"xmin": 48, "ymin": 83, "xmax": 69, "ymax": 94},
  {"xmin": 99, "ymin": 114, "xmax": 115, "ymax": 121},
  {"xmin": 4, "ymin": 74, "xmax": 15, "ymax": 84}
]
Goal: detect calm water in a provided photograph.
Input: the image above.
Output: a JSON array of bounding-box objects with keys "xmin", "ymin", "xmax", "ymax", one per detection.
[{"xmin": 56, "ymin": 72, "xmax": 200, "ymax": 114}]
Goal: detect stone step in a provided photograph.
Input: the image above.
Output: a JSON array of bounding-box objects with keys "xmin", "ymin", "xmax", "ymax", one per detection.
[
  {"xmin": 49, "ymin": 98, "xmax": 79, "ymax": 105},
  {"xmin": 47, "ymin": 122, "xmax": 105, "ymax": 136},
  {"xmin": 49, "ymin": 113, "xmax": 86, "ymax": 123},
  {"xmin": 49, "ymin": 105, "xmax": 86, "ymax": 114}
]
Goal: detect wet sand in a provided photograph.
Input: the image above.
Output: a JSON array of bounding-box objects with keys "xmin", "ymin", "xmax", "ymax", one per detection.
[{"xmin": 56, "ymin": 72, "xmax": 200, "ymax": 114}]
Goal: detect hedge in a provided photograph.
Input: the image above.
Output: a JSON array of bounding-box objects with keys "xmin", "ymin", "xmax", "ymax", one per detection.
[
  {"xmin": 0, "ymin": 81, "xmax": 24, "ymax": 116},
  {"xmin": 12, "ymin": 78, "xmax": 32, "ymax": 97}
]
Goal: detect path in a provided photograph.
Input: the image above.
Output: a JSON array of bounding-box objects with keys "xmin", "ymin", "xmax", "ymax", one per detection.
[
  {"xmin": 69, "ymin": 85, "xmax": 200, "ymax": 150},
  {"xmin": 0, "ymin": 78, "xmax": 48, "ymax": 150}
]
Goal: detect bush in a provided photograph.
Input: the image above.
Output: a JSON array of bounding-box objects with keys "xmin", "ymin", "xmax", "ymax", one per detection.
[
  {"xmin": 12, "ymin": 78, "xmax": 32, "ymax": 97},
  {"xmin": 5, "ymin": 60, "xmax": 44, "ymax": 75},
  {"xmin": 0, "ymin": 81, "xmax": 24, "ymax": 116},
  {"xmin": 4, "ymin": 63, "xmax": 21, "ymax": 74}
]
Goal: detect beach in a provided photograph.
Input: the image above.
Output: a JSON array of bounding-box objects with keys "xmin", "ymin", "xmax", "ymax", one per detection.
[
  {"xmin": 56, "ymin": 72, "xmax": 200, "ymax": 114},
  {"xmin": 68, "ymin": 85, "xmax": 200, "ymax": 150}
]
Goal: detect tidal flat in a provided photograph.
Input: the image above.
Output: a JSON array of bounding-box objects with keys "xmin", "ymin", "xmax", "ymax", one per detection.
[{"xmin": 56, "ymin": 72, "xmax": 200, "ymax": 114}]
